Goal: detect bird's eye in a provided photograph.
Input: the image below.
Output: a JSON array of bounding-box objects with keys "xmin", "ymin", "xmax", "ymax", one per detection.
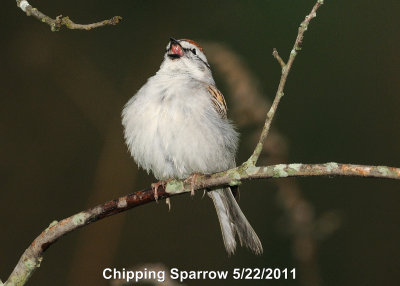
[{"xmin": 191, "ymin": 49, "xmax": 197, "ymax": 55}]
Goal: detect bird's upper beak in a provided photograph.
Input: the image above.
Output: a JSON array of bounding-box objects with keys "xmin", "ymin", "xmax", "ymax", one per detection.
[{"xmin": 168, "ymin": 37, "xmax": 184, "ymax": 58}]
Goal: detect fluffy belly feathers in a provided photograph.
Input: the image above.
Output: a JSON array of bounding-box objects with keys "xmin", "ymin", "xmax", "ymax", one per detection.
[{"xmin": 122, "ymin": 82, "xmax": 238, "ymax": 180}]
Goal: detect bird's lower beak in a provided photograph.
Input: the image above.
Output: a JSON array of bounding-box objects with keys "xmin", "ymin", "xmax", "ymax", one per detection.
[{"xmin": 168, "ymin": 38, "xmax": 184, "ymax": 58}]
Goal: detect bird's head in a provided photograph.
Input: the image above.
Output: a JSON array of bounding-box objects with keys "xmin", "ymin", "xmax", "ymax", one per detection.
[{"xmin": 160, "ymin": 38, "xmax": 212, "ymax": 82}]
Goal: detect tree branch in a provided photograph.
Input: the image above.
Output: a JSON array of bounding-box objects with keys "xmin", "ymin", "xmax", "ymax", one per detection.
[
  {"xmin": 16, "ymin": 0, "xmax": 122, "ymax": 31},
  {"xmin": 246, "ymin": 0, "xmax": 324, "ymax": 166},
  {"xmin": 4, "ymin": 162, "xmax": 400, "ymax": 285}
]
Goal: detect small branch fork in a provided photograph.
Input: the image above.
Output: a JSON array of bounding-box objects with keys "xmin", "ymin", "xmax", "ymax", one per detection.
[
  {"xmin": 4, "ymin": 1, "xmax": 400, "ymax": 285},
  {"xmin": 246, "ymin": 0, "xmax": 324, "ymax": 167},
  {"xmin": 16, "ymin": 0, "xmax": 122, "ymax": 31}
]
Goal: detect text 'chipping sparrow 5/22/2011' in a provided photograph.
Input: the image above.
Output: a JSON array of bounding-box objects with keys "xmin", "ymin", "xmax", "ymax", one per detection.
[{"xmin": 122, "ymin": 38, "xmax": 262, "ymax": 255}]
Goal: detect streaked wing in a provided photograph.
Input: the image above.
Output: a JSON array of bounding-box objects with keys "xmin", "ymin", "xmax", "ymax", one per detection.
[{"xmin": 207, "ymin": 85, "xmax": 227, "ymax": 119}]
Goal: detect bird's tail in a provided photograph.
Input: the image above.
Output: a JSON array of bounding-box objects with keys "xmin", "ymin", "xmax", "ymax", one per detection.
[{"xmin": 208, "ymin": 188, "xmax": 263, "ymax": 255}]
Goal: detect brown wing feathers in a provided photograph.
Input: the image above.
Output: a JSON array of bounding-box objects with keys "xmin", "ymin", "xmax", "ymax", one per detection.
[{"xmin": 207, "ymin": 85, "xmax": 227, "ymax": 118}]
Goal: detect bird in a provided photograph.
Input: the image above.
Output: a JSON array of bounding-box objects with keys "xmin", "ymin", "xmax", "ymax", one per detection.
[{"xmin": 122, "ymin": 37, "xmax": 262, "ymax": 255}]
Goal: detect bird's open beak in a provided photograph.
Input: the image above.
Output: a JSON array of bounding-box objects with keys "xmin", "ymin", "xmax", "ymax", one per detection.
[{"xmin": 168, "ymin": 37, "xmax": 184, "ymax": 58}]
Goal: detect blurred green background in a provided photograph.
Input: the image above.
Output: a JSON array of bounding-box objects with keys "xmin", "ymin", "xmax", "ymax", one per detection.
[{"xmin": 1, "ymin": 0, "xmax": 400, "ymax": 285}]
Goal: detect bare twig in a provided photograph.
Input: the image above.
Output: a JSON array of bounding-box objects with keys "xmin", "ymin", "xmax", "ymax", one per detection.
[
  {"xmin": 272, "ymin": 48, "xmax": 286, "ymax": 69},
  {"xmin": 16, "ymin": 0, "xmax": 122, "ymax": 31},
  {"xmin": 246, "ymin": 0, "xmax": 324, "ymax": 166},
  {"xmin": 4, "ymin": 162, "xmax": 400, "ymax": 285}
]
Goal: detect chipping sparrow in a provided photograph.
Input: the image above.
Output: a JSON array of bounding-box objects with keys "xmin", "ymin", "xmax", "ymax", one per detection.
[{"xmin": 122, "ymin": 38, "xmax": 262, "ymax": 255}]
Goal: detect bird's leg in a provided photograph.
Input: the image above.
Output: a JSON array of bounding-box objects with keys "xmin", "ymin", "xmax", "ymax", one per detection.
[
  {"xmin": 151, "ymin": 180, "xmax": 166, "ymax": 202},
  {"xmin": 185, "ymin": 173, "xmax": 200, "ymax": 196},
  {"xmin": 151, "ymin": 178, "xmax": 174, "ymax": 203}
]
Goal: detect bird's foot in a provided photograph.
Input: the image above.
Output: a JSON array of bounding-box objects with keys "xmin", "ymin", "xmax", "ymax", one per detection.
[
  {"xmin": 185, "ymin": 173, "xmax": 200, "ymax": 196},
  {"xmin": 151, "ymin": 180, "xmax": 167, "ymax": 202}
]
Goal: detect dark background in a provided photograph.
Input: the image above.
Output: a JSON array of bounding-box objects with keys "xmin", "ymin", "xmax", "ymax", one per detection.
[{"xmin": 1, "ymin": 0, "xmax": 400, "ymax": 285}]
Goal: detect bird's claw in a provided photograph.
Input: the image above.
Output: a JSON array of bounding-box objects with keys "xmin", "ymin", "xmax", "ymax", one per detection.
[
  {"xmin": 151, "ymin": 180, "xmax": 166, "ymax": 202},
  {"xmin": 165, "ymin": 197, "xmax": 171, "ymax": 211},
  {"xmin": 185, "ymin": 173, "xmax": 199, "ymax": 196}
]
